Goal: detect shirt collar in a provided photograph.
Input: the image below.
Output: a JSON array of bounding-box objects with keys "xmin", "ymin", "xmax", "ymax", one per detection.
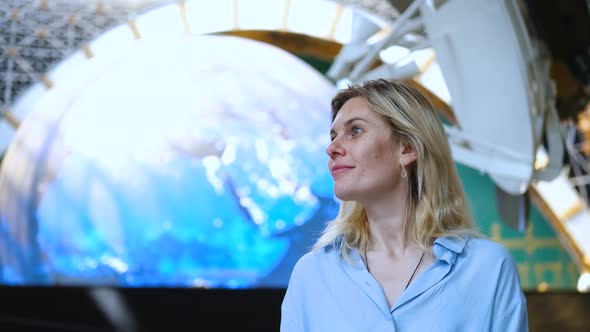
[
  {"xmin": 331, "ymin": 234, "xmax": 469, "ymax": 265},
  {"xmin": 432, "ymin": 235, "xmax": 467, "ymax": 265}
]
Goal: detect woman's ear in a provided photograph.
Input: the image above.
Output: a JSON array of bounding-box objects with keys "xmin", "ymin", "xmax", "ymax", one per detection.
[{"xmin": 399, "ymin": 142, "xmax": 417, "ymax": 166}]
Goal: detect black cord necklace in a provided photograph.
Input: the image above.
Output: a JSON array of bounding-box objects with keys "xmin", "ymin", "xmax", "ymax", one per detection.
[{"xmin": 364, "ymin": 249, "xmax": 425, "ymax": 290}]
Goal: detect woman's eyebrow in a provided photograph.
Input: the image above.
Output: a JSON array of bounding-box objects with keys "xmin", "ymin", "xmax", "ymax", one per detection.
[
  {"xmin": 330, "ymin": 117, "xmax": 368, "ymax": 135},
  {"xmin": 343, "ymin": 117, "xmax": 368, "ymax": 127}
]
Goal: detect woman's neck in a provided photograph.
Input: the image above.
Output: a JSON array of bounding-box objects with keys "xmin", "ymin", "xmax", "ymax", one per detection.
[{"xmin": 364, "ymin": 196, "xmax": 410, "ymax": 256}]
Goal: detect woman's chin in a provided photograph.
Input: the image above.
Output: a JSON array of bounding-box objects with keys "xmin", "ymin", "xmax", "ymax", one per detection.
[{"xmin": 333, "ymin": 190, "xmax": 357, "ymax": 202}]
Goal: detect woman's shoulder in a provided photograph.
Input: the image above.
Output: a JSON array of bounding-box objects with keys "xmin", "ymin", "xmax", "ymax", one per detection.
[
  {"xmin": 433, "ymin": 234, "xmax": 516, "ymax": 269},
  {"xmin": 290, "ymin": 246, "xmax": 339, "ymax": 276},
  {"xmin": 459, "ymin": 236, "xmax": 521, "ymax": 280},
  {"xmin": 463, "ymin": 236, "xmax": 527, "ymax": 311},
  {"xmin": 464, "ymin": 236, "xmax": 514, "ymax": 261}
]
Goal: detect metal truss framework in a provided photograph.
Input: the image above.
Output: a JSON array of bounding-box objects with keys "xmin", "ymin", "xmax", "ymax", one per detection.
[
  {"xmin": 0, "ymin": 0, "xmax": 395, "ymax": 120},
  {"xmin": 0, "ymin": 0, "xmax": 157, "ymax": 116}
]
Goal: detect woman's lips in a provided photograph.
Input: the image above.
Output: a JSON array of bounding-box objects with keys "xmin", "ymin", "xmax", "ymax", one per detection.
[{"xmin": 331, "ymin": 165, "xmax": 354, "ymax": 176}]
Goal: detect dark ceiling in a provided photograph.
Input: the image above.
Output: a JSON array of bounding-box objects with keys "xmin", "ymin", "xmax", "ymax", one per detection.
[{"xmin": 520, "ymin": 0, "xmax": 590, "ymax": 120}]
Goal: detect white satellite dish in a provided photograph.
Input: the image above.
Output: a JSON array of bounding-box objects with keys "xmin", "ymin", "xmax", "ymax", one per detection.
[
  {"xmin": 420, "ymin": 0, "xmax": 552, "ymax": 195},
  {"xmin": 327, "ymin": 0, "xmax": 561, "ymax": 196}
]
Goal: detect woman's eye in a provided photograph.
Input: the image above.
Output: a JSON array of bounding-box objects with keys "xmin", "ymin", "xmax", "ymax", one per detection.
[{"xmin": 351, "ymin": 126, "xmax": 362, "ymax": 136}]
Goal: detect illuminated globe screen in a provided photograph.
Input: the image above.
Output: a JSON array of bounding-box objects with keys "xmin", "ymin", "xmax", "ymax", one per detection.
[{"xmin": 0, "ymin": 32, "xmax": 340, "ymax": 288}]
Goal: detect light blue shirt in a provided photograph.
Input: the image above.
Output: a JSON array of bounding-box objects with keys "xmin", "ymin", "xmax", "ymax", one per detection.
[{"xmin": 281, "ymin": 236, "xmax": 528, "ymax": 331}]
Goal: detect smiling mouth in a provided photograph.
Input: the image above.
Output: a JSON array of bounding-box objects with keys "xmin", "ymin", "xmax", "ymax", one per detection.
[{"xmin": 331, "ymin": 166, "xmax": 354, "ymax": 175}]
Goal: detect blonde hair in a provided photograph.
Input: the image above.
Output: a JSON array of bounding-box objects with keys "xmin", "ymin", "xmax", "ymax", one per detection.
[{"xmin": 313, "ymin": 79, "xmax": 478, "ymax": 258}]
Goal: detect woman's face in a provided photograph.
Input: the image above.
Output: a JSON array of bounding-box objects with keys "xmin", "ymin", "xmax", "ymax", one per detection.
[{"xmin": 327, "ymin": 97, "xmax": 404, "ymax": 202}]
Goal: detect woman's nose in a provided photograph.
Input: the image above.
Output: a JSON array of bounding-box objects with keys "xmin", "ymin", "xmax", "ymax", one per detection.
[{"xmin": 326, "ymin": 138, "xmax": 344, "ymax": 158}]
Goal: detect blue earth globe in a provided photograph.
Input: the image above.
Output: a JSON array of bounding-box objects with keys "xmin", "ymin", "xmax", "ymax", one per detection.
[{"xmin": 0, "ymin": 33, "xmax": 339, "ymax": 288}]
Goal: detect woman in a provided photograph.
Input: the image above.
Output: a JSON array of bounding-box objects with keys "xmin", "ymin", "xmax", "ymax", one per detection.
[{"xmin": 280, "ymin": 79, "xmax": 528, "ymax": 331}]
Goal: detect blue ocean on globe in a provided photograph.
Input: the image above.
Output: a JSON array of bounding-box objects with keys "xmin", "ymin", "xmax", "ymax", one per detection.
[{"xmin": 35, "ymin": 151, "xmax": 334, "ymax": 288}]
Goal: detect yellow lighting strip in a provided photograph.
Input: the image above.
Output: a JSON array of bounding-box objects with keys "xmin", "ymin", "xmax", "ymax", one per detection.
[
  {"xmin": 418, "ymin": 52, "xmax": 436, "ymax": 75},
  {"xmin": 327, "ymin": 4, "xmax": 343, "ymax": 40},
  {"xmin": 41, "ymin": 74, "xmax": 53, "ymax": 89},
  {"xmin": 179, "ymin": 0, "xmax": 190, "ymax": 34},
  {"xmin": 128, "ymin": 19, "xmax": 141, "ymax": 40},
  {"xmin": 82, "ymin": 44, "xmax": 94, "ymax": 59},
  {"xmin": 2, "ymin": 109, "xmax": 21, "ymax": 129},
  {"xmin": 233, "ymin": 0, "xmax": 239, "ymax": 30},
  {"xmin": 281, "ymin": 0, "xmax": 291, "ymax": 32}
]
